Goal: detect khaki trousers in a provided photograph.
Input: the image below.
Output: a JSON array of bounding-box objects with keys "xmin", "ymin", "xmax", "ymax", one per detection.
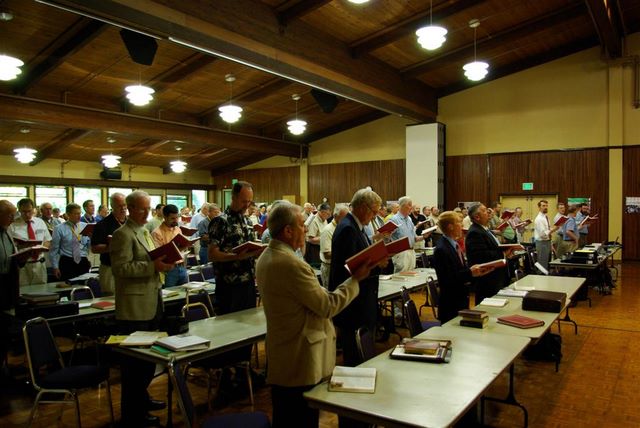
[
  {"xmin": 99, "ymin": 264, "xmax": 115, "ymax": 296},
  {"xmin": 19, "ymin": 262, "xmax": 47, "ymax": 286},
  {"xmin": 392, "ymin": 249, "xmax": 416, "ymax": 273}
]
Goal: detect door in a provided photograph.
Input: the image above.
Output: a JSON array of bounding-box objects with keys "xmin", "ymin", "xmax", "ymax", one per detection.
[
  {"xmin": 222, "ymin": 189, "xmax": 232, "ymax": 211},
  {"xmin": 500, "ymin": 195, "xmax": 558, "ymax": 243}
]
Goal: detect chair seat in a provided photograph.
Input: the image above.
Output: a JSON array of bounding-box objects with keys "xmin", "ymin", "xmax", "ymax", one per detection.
[
  {"xmin": 202, "ymin": 411, "xmax": 270, "ymax": 428},
  {"xmin": 421, "ymin": 320, "xmax": 441, "ymax": 330},
  {"xmin": 40, "ymin": 365, "xmax": 110, "ymax": 390}
]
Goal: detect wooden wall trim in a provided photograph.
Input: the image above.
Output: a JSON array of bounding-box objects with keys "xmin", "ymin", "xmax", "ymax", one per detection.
[{"xmin": 0, "ymin": 175, "xmax": 216, "ymax": 191}]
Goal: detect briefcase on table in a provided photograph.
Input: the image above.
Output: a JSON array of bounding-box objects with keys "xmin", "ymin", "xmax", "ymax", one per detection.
[{"xmin": 522, "ymin": 290, "xmax": 567, "ymax": 313}]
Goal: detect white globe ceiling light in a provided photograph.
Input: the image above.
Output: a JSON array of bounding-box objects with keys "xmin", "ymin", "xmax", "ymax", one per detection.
[
  {"xmin": 170, "ymin": 160, "xmax": 187, "ymax": 173},
  {"xmin": 348, "ymin": 0, "xmax": 370, "ymax": 4},
  {"xmin": 14, "ymin": 148, "xmax": 37, "ymax": 164},
  {"xmin": 416, "ymin": 1, "xmax": 447, "ymax": 51},
  {"xmin": 101, "ymin": 154, "xmax": 121, "ymax": 168},
  {"xmin": 0, "ymin": 54, "xmax": 24, "ymax": 81},
  {"xmin": 125, "ymin": 84, "xmax": 154, "ymax": 106},
  {"xmin": 219, "ymin": 74, "xmax": 242, "ymax": 124},
  {"xmin": 287, "ymin": 119, "xmax": 307, "ymax": 136},
  {"xmin": 463, "ymin": 19, "xmax": 489, "ymax": 82}
]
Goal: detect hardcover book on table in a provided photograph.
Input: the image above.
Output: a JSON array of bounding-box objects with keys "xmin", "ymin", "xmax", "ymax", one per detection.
[
  {"xmin": 328, "ymin": 366, "xmax": 376, "ymax": 393},
  {"xmin": 154, "ymin": 334, "xmax": 210, "ymax": 351},
  {"xmin": 390, "ymin": 338, "xmax": 452, "ymax": 363},
  {"xmin": 497, "ymin": 314, "xmax": 544, "ymax": 329}
]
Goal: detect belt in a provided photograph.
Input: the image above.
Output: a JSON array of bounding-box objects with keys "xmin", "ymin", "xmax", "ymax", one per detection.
[{"xmin": 26, "ymin": 258, "xmax": 45, "ymax": 264}]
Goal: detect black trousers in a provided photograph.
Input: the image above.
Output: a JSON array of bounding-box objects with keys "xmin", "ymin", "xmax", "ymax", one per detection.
[
  {"xmin": 59, "ymin": 255, "xmax": 91, "ymax": 282},
  {"xmin": 116, "ymin": 295, "xmax": 163, "ymax": 426},
  {"xmin": 215, "ymin": 279, "xmax": 256, "ymax": 315},
  {"xmin": 272, "ymin": 384, "xmax": 318, "ymax": 428}
]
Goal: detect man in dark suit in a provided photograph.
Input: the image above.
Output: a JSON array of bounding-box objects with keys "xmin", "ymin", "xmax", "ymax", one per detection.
[
  {"xmin": 465, "ymin": 203, "xmax": 517, "ymax": 304},
  {"xmin": 432, "ymin": 211, "xmax": 495, "ymax": 323},
  {"xmin": 329, "ymin": 188, "xmax": 386, "ymax": 367}
]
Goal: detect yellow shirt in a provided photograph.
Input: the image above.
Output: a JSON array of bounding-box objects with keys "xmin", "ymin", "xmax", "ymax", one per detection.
[{"xmin": 151, "ymin": 223, "xmax": 181, "ymax": 247}]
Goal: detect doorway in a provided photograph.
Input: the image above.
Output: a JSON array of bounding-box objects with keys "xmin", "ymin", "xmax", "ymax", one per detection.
[
  {"xmin": 500, "ymin": 194, "xmax": 558, "ymax": 244},
  {"xmin": 222, "ymin": 189, "xmax": 232, "ymax": 211}
]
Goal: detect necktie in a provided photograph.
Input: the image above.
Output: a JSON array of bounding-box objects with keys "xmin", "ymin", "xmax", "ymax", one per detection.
[
  {"xmin": 545, "ymin": 215, "xmax": 550, "ymax": 229},
  {"xmin": 27, "ymin": 221, "xmax": 36, "ymax": 240},
  {"xmin": 70, "ymin": 224, "xmax": 81, "ymax": 263},
  {"xmin": 362, "ymin": 228, "xmax": 371, "ymax": 246},
  {"xmin": 455, "ymin": 243, "xmax": 465, "ymax": 266}
]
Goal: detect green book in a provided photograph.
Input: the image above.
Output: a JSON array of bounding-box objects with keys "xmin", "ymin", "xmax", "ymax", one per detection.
[{"xmin": 150, "ymin": 345, "xmax": 173, "ymax": 356}]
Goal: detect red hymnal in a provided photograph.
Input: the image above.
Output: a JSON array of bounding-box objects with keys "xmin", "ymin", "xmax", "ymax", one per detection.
[
  {"xmin": 476, "ymin": 259, "xmax": 507, "ymax": 270},
  {"xmin": 554, "ymin": 215, "xmax": 569, "ymax": 227},
  {"xmin": 172, "ymin": 233, "xmax": 200, "ymax": 249},
  {"xmin": 501, "ymin": 210, "xmax": 515, "ymax": 220},
  {"xmin": 253, "ymin": 223, "xmax": 267, "ymax": 234},
  {"xmin": 80, "ymin": 223, "xmax": 96, "ymax": 237},
  {"xmin": 385, "ymin": 236, "xmax": 411, "ymax": 256},
  {"xmin": 179, "ymin": 226, "xmax": 198, "ymax": 236},
  {"xmin": 91, "ymin": 301, "xmax": 115, "ymax": 310},
  {"xmin": 497, "ymin": 314, "xmax": 544, "ymax": 329},
  {"xmin": 345, "ymin": 240, "xmax": 388, "ymax": 274},
  {"xmin": 232, "ymin": 241, "xmax": 267, "ymax": 254},
  {"xmin": 149, "ymin": 242, "xmax": 186, "ymax": 264},
  {"xmin": 495, "ymin": 221, "xmax": 509, "ymax": 231},
  {"xmin": 377, "ymin": 221, "xmax": 398, "ymax": 234}
]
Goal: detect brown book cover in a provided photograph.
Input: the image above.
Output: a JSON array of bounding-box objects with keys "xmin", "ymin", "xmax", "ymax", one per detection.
[
  {"xmin": 10, "ymin": 245, "xmax": 49, "ymax": 258},
  {"xmin": 385, "ymin": 236, "xmax": 411, "ymax": 256},
  {"xmin": 179, "ymin": 226, "xmax": 197, "ymax": 236},
  {"xmin": 578, "ymin": 215, "xmax": 599, "ymax": 228},
  {"xmin": 148, "ymin": 241, "xmax": 186, "ymax": 264},
  {"xmin": 80, "ymin": 223, "xmax": 96, "ymax": 237},
  {"xmin": 377, "ymin": 221, "xmax": 398, "ymax": 234},
  {"xmin": 514, "ymin": 219, "xmax": 532, "ymax": 228},
  {"xmin": 501, "ymin": 209, "xmax": 515, "ymax": 220},
  {"xmin": 172, "ymin": 233, "xmax": 200, "ymax": 249},
  {"xmin": 232, "ymin": 241, "xmax": 267, "ymax": 254},
  {"xmin": 91, "ymin": 301, "xmax": 115, "ymax": 310},
  {"xmin": 554, "ymin": 215, "xmax": 569, "ymax": 227},
  {"xmin": 497, "ymin": 314, "xmax": 544, "ymax": 329},
  {"xmin": 458, "ymin": 309, "xmax": 487, "ymax": 320},
  {"xmin": 13, "ymin": 238, "xmax": 43, "ymax": 249},
  {"xmin": 403, "ymin": 339, "xmax": 449, "ymax": 355},
  {"xmin": 345, "ymin": 239, "xmax": 388, "ymax": 274},
  {"xmin": 253, "ymin": 223, "xmax": 267, "ymax": 234},
  {"xmin": 460, "ymin": 318, "xmax": 488, "ymax": 328},
  {"xmin": 495, "ymin": 221, "xmax": 509, "ymax": 231}
]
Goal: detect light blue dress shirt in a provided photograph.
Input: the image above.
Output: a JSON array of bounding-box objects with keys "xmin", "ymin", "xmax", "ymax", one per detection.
[
  {"xmin": 390, "ymin": 212, "xmax": 417, "ymax": 247},
  {"xmin": 49, "ymin": 222, "xmax": 91, "ymax": 268}
]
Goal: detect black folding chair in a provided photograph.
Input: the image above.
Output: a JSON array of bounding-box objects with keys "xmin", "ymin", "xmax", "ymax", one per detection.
[
  {"xmin": 355, "ymin": 327, "xmax": 376, "ymax": 362},
  {"xmin": 169, "ymin": 360, "xmax": 270, "ymax": 428},
  {"xmin": 404, "ymin": 300, "xmax": 440, "ymax": 338},
  {"xmin": 23, "ymin": 317, "xmax": 113, "ymax": 428}
]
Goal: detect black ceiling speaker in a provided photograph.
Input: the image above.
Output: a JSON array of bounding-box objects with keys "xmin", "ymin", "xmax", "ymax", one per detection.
[
  {"xmin": 119, "ymin": 29, "xmax": 158, "ymax": 66},
  {"xmin": 100, "ymin": 168, "xmax": 122, "ymax": 180},
  {"xmin": 310, "ymin": 88, "xmax": 339, "ymax": 113}
]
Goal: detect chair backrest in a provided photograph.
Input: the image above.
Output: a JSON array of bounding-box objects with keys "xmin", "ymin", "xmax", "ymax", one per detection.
[
  {"xmin": 187, "ymin": 270, "xmax": 204, "ymax": 282},
  {"xmin": 23, "ymin": 317, "xmax": 64, "ymax": 388},
  {"xmin": 419, "ymin": 252, "xmax": 430, "ymax": 268},
  {"xmin": 400, "ymin": 286, "xmax": 411, "ymax": 306},
  {"xmin": 426, "ymin": 276, "xmax": 440, "ymax": 320},
  {"xmin": 355, "ymin": 327, "xmax": 376, "ymax": 362},
  {"xmin": 70, "ymin": 285, "xmax": 95, "ymax": 301},
  {"xmin": 186, "ymin": 254, "xmax": 198, "ymax": 268},
  {"xmin": 169, "ymin": 361, "xmax": 195, "ymax": 428},
  {"xmin": 86, "ymin": 277, "xmax": 102, "ymax": 297},
  {"xmin": 200, "ymin": 265, "xmax": 215, "ymax": 280},
  {"xmin": 404, "ymin": 300, "xmax": 424, "ymax": 337},
  {"xmin": 182, "ymin": 302, "xmax": 210, "ymax": 322},
  {"xmin": 186, "ymin": 289, "xmax": 215, "ymax": 316}
]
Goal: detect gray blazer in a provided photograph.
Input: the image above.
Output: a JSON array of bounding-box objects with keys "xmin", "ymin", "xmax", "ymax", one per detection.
[{"xmin": 110, "ymin": 219, "xmax": 161, "ymax": 321}]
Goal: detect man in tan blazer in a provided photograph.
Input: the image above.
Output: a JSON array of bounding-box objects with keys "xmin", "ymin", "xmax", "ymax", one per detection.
[
  {"xmin": 110, "ymin": 190, "xmax": 175, "ymax": 427},
  {"xmin": 256, "ymin": 201, "xmax": 374, "ymax": 428}
]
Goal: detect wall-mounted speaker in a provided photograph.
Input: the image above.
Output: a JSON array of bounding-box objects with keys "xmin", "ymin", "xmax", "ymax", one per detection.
[
  {"xmin": 119, "ymin": 29, "xmax": 158, "ymax": 66},
  {"xmin": 310, "ymin": 88, "xmax": 339, "ymax": 113},
  {"xmin": 100, "ymin": 168, "xmax": 122, "ymax": 180}
]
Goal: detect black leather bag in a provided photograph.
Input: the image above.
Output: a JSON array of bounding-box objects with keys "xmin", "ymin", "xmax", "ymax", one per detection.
[{"xmin": 522, "ymin": 290, "xmax": 567, "ymax": 313}]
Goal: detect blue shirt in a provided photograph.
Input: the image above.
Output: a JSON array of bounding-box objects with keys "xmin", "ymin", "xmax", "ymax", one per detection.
[
  {"xmin": 562, "ymin": 217, "xmax": 578, "ymax": 241},
  {"xmin": 575, "ymin": 211, "xmax": 589, "ymax": 235},
  {"xmin": 197, "ymin": 217, "xmax": 211, "ymax": 246},
  {"xmin": 49, "ymin": 222, "xmax": 91, "ymax": 268},
  {"xmin": 390, "ymin": 212, "xmax": 416, "ymax": 247}
]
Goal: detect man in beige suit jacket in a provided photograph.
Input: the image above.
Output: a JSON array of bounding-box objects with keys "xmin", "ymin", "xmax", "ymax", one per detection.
[
  {"xmin": 110, "ymin": 190, "xmax": 175, "ymax": 427},
  {"xmin": 256, "ymin": 201, "xmax": 374, "ymax": 428}
]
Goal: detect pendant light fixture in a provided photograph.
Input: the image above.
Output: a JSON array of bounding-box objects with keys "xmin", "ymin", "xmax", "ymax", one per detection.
[
  {"xmin": 125, "ymin": 84, "xmax": 154, "ymax": 106},
  {"xmin": 14, "ymin": 148, "xmax": 37, "ymax": 164},
  {"xmin": 101, "ymin": 136, "xmax": 121, "ymax": 168},
  {"xmin": 218, "ymin": 74, "xmax": 243, "ymax": 124},
  {"xmin": 463, "ymin": 19, "xmax": 489, "ymax": 82},
  {"xmin": 416, "ymin": 0, "xmax": 447, "ymax": 51},
  {"xmin": 287, "ymin": 94, "xmax": 307, "ymax": 136},
  {"xmin": 170, "ymin": 146, "xmax": 187, "ymax": 173},
  {"xmin": 0, "ymin": 10, "xmax": 23, "ymax": 81}
]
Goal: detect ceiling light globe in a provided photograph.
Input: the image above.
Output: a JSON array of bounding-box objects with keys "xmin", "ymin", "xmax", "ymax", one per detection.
[
  {"xmin": 416, "ymin": 26, "xmax": 448, "ymax": 50},
  {"xmin": 13, "ymin": 148, "xmax": 37, "ymax": 164},
  {"xmin": 218, "ymin": 104, "xmax": 243, "ymax": 123},
  {"xmin": 287, "ymin": 119, "xmax": 307, "ymax": 136},
  {"xmin": 348, "ymin": 0, "xmax": 370, "ymax": 4},
  {"xmin": 170, "ymin": 160, "xmax": 187, "ymax": 174},
  {"xmin": 0, "ymin": 54, "xmax": 24, "ymax": 81},
  {"xmin": 125, "ymin": 84, "xmax": 154, "ymax": 106},
  {"xmin": 101, "ymin": 154, "xmax": 121, "ymax": 169},
  {"xmin": 463, "ymin": 61, "xmax": 489, "ymax": 81}
]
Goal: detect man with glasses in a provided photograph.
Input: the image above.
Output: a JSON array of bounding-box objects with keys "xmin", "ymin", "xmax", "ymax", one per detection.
[
  {"xmin": 9, "ymin": 198, "xmax": 51, "ymax": 286},
  {"xmin": 91, "ymin": 192, "xmax": 127, "ymax": 295},
  {"xmin": 110, "ymin": 190, "xmax": 176, "ymax": 427}
]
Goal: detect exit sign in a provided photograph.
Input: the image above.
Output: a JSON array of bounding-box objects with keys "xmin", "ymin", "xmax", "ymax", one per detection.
[
  {"xmin": 522, "ymin": 182, "xmax": 534, "ymax": 191},
  {"xmin": 232, "ymin": 178, "xmax": 238, "ymax": 185}
]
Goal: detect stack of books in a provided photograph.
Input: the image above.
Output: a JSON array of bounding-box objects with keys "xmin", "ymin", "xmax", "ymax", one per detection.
[
  {"xmin": 458, "ymin": 309, "xmax": 488, "ymax": 328},
  {"xmin": 22, "ymin": 292, "xmax": 60, "ymax": 306}
]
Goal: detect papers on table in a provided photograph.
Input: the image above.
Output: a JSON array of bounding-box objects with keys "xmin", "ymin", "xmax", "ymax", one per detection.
[
  {"xmin": 154, "ymin": 334, "xmax": 210, "ymax": 351},
  {"xmin": 68, "ymin": 272, "xmax": 100, "ymax": 282},
  {"xmin": 120, "ymin": 331, "xmax": 168, "ymax": 347},
  {"xmin": 497, "ymin": 288, "xmax": 529, "ymax": 298},
  {"xmin": 161, "ymin": 289, "xmax": 180, "ymax": 298},
  {"xmin": 329, "ymin": 366, "xmax": 377, "ymax": 393},
  {"xmin": 478, "ymin": 297, "xmax": 509, "ymax": 307}
]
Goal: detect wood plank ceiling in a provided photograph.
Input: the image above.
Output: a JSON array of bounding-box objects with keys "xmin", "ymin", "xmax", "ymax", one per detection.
[{"xmin": 0, "ymin": 0, "xmax": 637, "ymax": 176}]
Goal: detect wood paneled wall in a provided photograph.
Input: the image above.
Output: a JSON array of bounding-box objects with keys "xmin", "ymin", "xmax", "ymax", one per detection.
[
  {"xmin": 213, "ymin": 166, "xmax": 300, "ymax": 204},
  {"xmin": 308, "ymin": 159, "xmax": 405, "ymax": 205},
  {"xmin": 623, "ymin": 147, "xmax": 640, "ymax": 260},
  {"xmin": 445, "ymin": 148, "xmax": 610, "ymax": 244}
]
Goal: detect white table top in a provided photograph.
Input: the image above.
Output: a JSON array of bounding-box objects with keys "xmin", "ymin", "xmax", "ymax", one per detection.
[
  {"xmin": 377, "ymin": 268, "xmax": 437, "ymax": 301},
  {"xmin": 115, "ymin": 306, "xmax": 266, "ymax": 365},
  {"xmin": 304, "ymin": 326, "xmax": 529, "ymax": 428}
]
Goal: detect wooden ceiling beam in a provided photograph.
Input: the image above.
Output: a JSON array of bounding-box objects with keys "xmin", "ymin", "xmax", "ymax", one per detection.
[
  {"xmin": 43, "ymin": 0, "xmax": 437, "ymax": 122},
  {"xmin": 210, "ymin": 152, "xmax": 275, "ymax": 176},
  {"xmin": 120, "ymin": 139, "xmax": 173, "ymax": 162},
  {"xmin": 30, "ymin": 128, "xmax": 92, "ymax": 166},
  {"xmin": 350, "ymin": 0, "xmax": 487, "ymax": 57},
  {"xmin": 13, "ymin": 18, "xmax": 107, "ymax": 95},
  {"xmin": 585, "ymin": 0, "xmax": 624, "ymax": 58},
  {"xmin": 402, "ymin": 1, "xmax": 588, "ymax": 78},
  {"xmin": 0, "ymin": 94, "xmax": 301, "ymax": 157},
  {"xmin": 302, "ymin": 110, "xmax": 389, "ymax": 144},
  {"xmin": 146, "ymin": 52, "xmax": 217, "ymax": 94},
  {"xmin": 185, "ymin": 147, "xmax": 228, "ymax": 170},
  {"xmin": 277, "ymin": 0, "xmax": 332, "ymax": 27},
  {"xmin": 437, "ymin": 35, "xmax": 600, "ymax": 97},
  {"xmin": 258, "ymin": 102, "xmax": 319, "ymax": 131}
]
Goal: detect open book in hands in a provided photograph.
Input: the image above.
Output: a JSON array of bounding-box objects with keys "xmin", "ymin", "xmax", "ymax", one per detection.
[
  {"xmin": 231, "ymin": 241, "xmax": 267, "ymax": 254},
  {"xmin": 328, "ymin": 366, "xmax": 376, "ymax": 393},
  {"xmin": 345, "ymin": 239, "xmax": 388, "ymax": 274},
  {"xmin": 148, "ymin": 241, "xmax": 188, "ymax": 264},
  {"xmin": 11, "ymin": 245, "xmax": 49, "ymax": 259},
  {"xmin": 475, "ymin": 258, "xmax": 507, "ymax": 270},
  {"xmin": 172, "ymin": 233, "xmax": 200, "ymax": 249},
  {"xmin": 554, "ymin": 215, "xmax": 569, "ymax": 227},
  {"xmin": 578, "ymin": 214, "xmax": 598, "ymax": 228},
  {"xmin": 377, "ymin": 221, "xmax": 398, "ymax": 234}
]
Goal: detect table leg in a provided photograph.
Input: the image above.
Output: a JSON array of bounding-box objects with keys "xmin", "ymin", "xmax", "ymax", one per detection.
[
  {"xmin": 481, "ymin": 364, "xmax": 528, "ymax": 428},
  {"xmin": 166, "ymin": 372, "xmax": 173, "ymax": 428},
  {"xmin": 557, "ymin": 306, "xmax": 578, "ymax": 335}
]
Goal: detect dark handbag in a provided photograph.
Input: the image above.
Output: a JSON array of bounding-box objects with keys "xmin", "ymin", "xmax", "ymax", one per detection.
[{"xmin": 161, "ymin": 315, "xmax": 189, "ymax": 336}]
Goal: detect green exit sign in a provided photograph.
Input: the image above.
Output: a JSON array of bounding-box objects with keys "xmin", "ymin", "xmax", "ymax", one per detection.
[
  {"xmin": 232, "ymin": 178, "xmax": 238, "ymax": 185},
  {"xmin": 522, "ymin": 182, "xmax": 534, "ymax": 191}
]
